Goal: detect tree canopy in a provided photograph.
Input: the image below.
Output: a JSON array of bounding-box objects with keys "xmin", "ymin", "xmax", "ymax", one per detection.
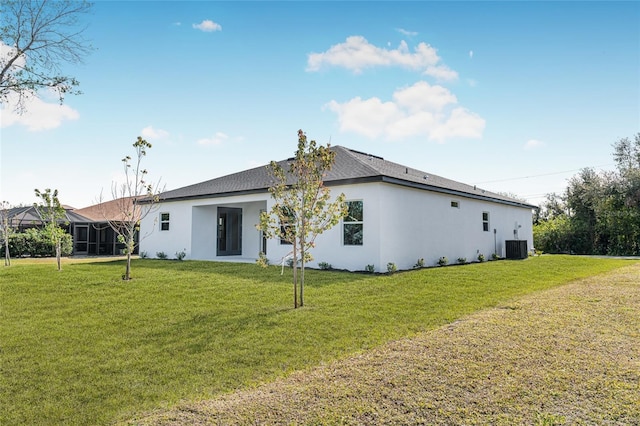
[
  {"xmin": 0, "ymin": 0, "xmax": 93, "ymax": 111},
  {"xmin": 534, "ymin": 133, "xmax": 640, "ymax": 256},
  {"xmin": 258, "ymin": 129, "xmax": 347, "ymax": 308}
]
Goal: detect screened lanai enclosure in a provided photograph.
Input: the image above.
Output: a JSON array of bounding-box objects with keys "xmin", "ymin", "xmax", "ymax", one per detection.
[{"xmin": 2, "ymin": 198, "xmax": 140, "ymax": 257}]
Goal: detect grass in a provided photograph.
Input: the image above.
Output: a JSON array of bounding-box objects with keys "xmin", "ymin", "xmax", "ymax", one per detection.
[
  {"xmin": 0, "ymin": 255, "xmax": 634, "ymax": 425},
  {"xmin": 145, "ymin": 263, "xmax": 640, "ymax": 425}
]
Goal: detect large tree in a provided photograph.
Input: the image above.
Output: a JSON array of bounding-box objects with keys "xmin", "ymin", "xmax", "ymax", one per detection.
[
  {"xmin": 612, "ymin": 133, "xmax": 640, "ymax": 174},
  {"xmin": 0, "ymin": 0, "xmax": 93, "ymax": 112},
  {"xmin": 534, "ymin": 133, "xmax": 640, "ymax": 255},
  {"xmin": 101, "ymin": 136, "xmax": 162, "ymax": 281},
  {"xmin": 34, "ymin": 188, "xmax": 66, "ymax": 271},
  {"xmin": 258, "ymin": 129, "xmax": 347, "ymax": 308}
]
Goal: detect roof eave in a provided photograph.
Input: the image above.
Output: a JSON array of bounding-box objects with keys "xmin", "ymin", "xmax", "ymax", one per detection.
[
  {"xmin": 379, "ymin": 176, "xmax": 537, "ymax": 209},
  {"xmin": 149, "ymin": 175, "xmax": 535, "ymax": 209},
  {"xmin": 152, "ymin": 187, "xmax": 271, "ymax": 204}
]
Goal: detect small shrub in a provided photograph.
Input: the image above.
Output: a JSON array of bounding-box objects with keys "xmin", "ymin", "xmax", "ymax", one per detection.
[
  {"xmin": 156, "ymin": 251, "xmax": 168, "ymax": 260},
  {"xmin": 365, "ymin": 264, "xmax": 375, "ymax": 274},
  {"xmin": 256, "ymin": 252, "xmax": 270, "ymax": 268},
  {"xmin": 491, "ymin": 253, "xmax": 499, "ymax": 260},
  {"xmin": 413, "ymin": 258, "xmax": 425, "ymax": 269},
  {"xmin": 477, "ymin": 253, "xmax": 485, "ymax": 262},
  {"xmin": 284, "ymin": 256, "xmax": 307, "ymax": 268},
  {"xmin": 437, "ymin": 256, "xmax": 448, "ymax": 266},
  {"xmin": 175, "ymin": 250, "xmax": 186, "ymax": 261},
  {"xmin": 386, "ymin": 262, "xmax": 397, "ymax": 274},
  {"xmin": 457, "ymin": 257, "xmax": 467, "ymax": 264},
  {"xmin": 318, "ymin": 261, "xmax": 332, "ymax": 270},
  {"xmin": 139, "ymin": 251, "xmax": 148, "ymax": 259}
]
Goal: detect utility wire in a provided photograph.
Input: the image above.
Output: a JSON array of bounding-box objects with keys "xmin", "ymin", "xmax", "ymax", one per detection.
[{"xmin": 473, "ymin": 163, "xmax": 615, "ymax": 185}]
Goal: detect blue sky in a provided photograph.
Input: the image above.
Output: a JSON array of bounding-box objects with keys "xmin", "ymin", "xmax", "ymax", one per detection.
[{"xmin": 1, "ymin": 1, "xmax": 639, "ymax": 208}]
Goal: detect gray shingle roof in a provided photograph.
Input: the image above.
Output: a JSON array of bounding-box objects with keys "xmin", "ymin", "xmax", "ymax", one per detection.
[
  {"xmin": 156, "ymin": 146, "xmax": 536, "ymax": 209},
  {"xmin": 3, "ymin": 206, "xmax": 94, "ymax": 226}
]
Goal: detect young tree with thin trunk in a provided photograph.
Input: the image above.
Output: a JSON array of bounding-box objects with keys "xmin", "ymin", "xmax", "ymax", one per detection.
[
  {"xmin": 258, "ymin": 129, "xmax": 347, "ymax": 308},
  {"xmin": 0, "ymin": 0, "xmax": 93, "ymax": 112},
  {"xmin": 0, "ymin": 201, "xmax": 14, "ymax": 266},
  {"xmin": 34, "ymin": 188, "xmax": 66, "ymax": 271},
  {"xmin": 102, "ymin": 136, "xmax": 162, "ymax": 281}
]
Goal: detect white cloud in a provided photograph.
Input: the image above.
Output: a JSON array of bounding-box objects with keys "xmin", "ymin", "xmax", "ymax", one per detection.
[
  {"xmin": 524, "ymin": 139, "xmax": 546, "ymax": 150},
  {"xmin": 469, "ymin": 50, "xmax": 474, "ymax": 59},
  {"xmin": 424, "ymin": 64, "xmax": 458, "ymax": 81},
  {"xmin": 0, "ymin": 92, "xmax": 79, "ymax": 131},
  {"xmin": 393, "ymin": 81, "xmax": 457, "ymax": 113},
  {"xmin": 307, "ymin": 36, "xmax": 458, "ymax": 81},
  {"xmin": 397, "ymin": 28, "xmax": 418, "ymax": 37},
  {"xmin": 141, "ymin": 125, "xmax": 169, "ymax": 140},
  {"xmin": 0, "ymin": 40, "xmax": 25, "ymax": 69},
  {"xmin": 197, "ymin": 131, "xmax": 229, "ymax": 146},
  {"xmin": 326, "ymin": 81, "xmax": 485, "ymax": 143},
  {"xmin": 326, "ymin": 97, "xmax": 402, "ymax": 139},
  {"xmin": 192, "ymin": 20, "xmax": 222, "ymax": 32},
  {"xmin": 429, "ymin": 107, "xmax": 486, "ymax": 142}
]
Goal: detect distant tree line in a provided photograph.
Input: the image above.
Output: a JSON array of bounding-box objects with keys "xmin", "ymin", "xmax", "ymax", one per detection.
[{"xmin": 534, "ymin": 133, "xmax": 640, "ymax": 256}]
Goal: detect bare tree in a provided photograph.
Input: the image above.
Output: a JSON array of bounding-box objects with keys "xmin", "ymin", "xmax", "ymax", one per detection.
[
  {"xmin": 34, "ymin": 188, "xmax": 66, "ymax": 271},
  {"xmin": 101, "ymin": 136, "xmax": 162, "ymax": 280},
  {"xmin": 258, "ymin": 129, "xmax": 347, "ymax": 308},
  {"xmin": 0, "ymin": 201, "xmax": 14, "ymax": 266},
  {"xmin": 0, "ymin": 0, "xmax": 93, "ymax": 112}
]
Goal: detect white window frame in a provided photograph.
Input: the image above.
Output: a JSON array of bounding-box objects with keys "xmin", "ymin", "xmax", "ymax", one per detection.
[
  {"xmin": 160, "ymin": 212, "xmax": 170, "ymax": 231},
  {"xmin": 482, "ymin": 211, "xmax": 490, "ymax": 232},
  {"xmin": 343, "ymin": 200, "xmax": 363, "ymax": 246}
]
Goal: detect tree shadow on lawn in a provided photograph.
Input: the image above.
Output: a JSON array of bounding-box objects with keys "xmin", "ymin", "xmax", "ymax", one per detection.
[{"xmin": 114, "ymin": 259, "xmax": 378, "ymax": 287}]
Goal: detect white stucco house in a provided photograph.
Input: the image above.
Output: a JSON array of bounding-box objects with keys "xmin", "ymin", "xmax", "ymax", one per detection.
[{"xmin": 140, "ymin": 146, "xmax": 536, "ymax": 272}]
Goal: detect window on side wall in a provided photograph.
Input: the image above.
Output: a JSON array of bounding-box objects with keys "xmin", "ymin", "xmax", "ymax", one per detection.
[
  {"xmin": 160, "ymin": 212, "xmax": 170, "ymax": 231},
  {"xmin": 279, "ymin": 206, "xmax": 295, "ymax": 245},
  {"xmin": 451, "ymin": 200, "xmax": 460, "ymax": 208},
  {"xmin": 343, "ymin": 200, "xmax": 363, "ymax": 246},
  {"xmin": 482, "ymin": 211, "xmax": 490, "ymax": 232}
]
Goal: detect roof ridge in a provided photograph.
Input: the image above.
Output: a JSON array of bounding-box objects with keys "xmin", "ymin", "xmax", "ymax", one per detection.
[{"xmin": 333, "ymin": 145, "xmax": 384, "ymax": 176}]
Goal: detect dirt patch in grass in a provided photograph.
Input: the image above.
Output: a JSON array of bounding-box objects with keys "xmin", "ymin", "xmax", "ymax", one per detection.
[{"xmin": 131, "ymin": 264, "xmax": 640, "ymax": 425}]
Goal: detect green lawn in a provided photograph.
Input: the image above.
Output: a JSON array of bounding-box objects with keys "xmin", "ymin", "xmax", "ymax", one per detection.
[{"xmin": 0, "ymin": 255, "xmax": 633, "ymax": 425}]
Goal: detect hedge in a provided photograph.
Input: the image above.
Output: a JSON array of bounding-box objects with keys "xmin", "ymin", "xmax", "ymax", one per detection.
[{"xmin": 1, "ymin": 228, "xmax": 73, "ymax": 258}]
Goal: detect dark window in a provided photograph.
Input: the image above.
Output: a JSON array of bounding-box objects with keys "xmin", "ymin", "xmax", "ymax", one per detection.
[
  {"xmin": 343, "ymin": 201, "xmax": 363, "ymax": 246},
  {"xmin": 279, "ymin": 207, "xmax": 295, "ymax": 245},
  {"xmin": 160, "ymin": 212, "xmax": 170, "ymax": 231},
  {"xmin": 482, "ymin": 212, "xmax": 489, "ymax": 232},
  {"xmin": 451, "ymin": 201, "xmax": 459, "ymax": 208}
]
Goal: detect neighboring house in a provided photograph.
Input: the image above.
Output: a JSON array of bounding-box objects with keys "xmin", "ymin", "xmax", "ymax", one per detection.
[
  {"xmin": 140, "ymin": 146, "xmax": 536, "ymax": 271},
  {"xmin": 2, "ymin": 205, "xmax": 94, "ymax": 253},
  {"xmin": 73, "ymin": 197, "xmax": 140, "ymax": 256},
  {"xmin": 2, "ymin": 198, "xmax": 140, "ymax": 256}
]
